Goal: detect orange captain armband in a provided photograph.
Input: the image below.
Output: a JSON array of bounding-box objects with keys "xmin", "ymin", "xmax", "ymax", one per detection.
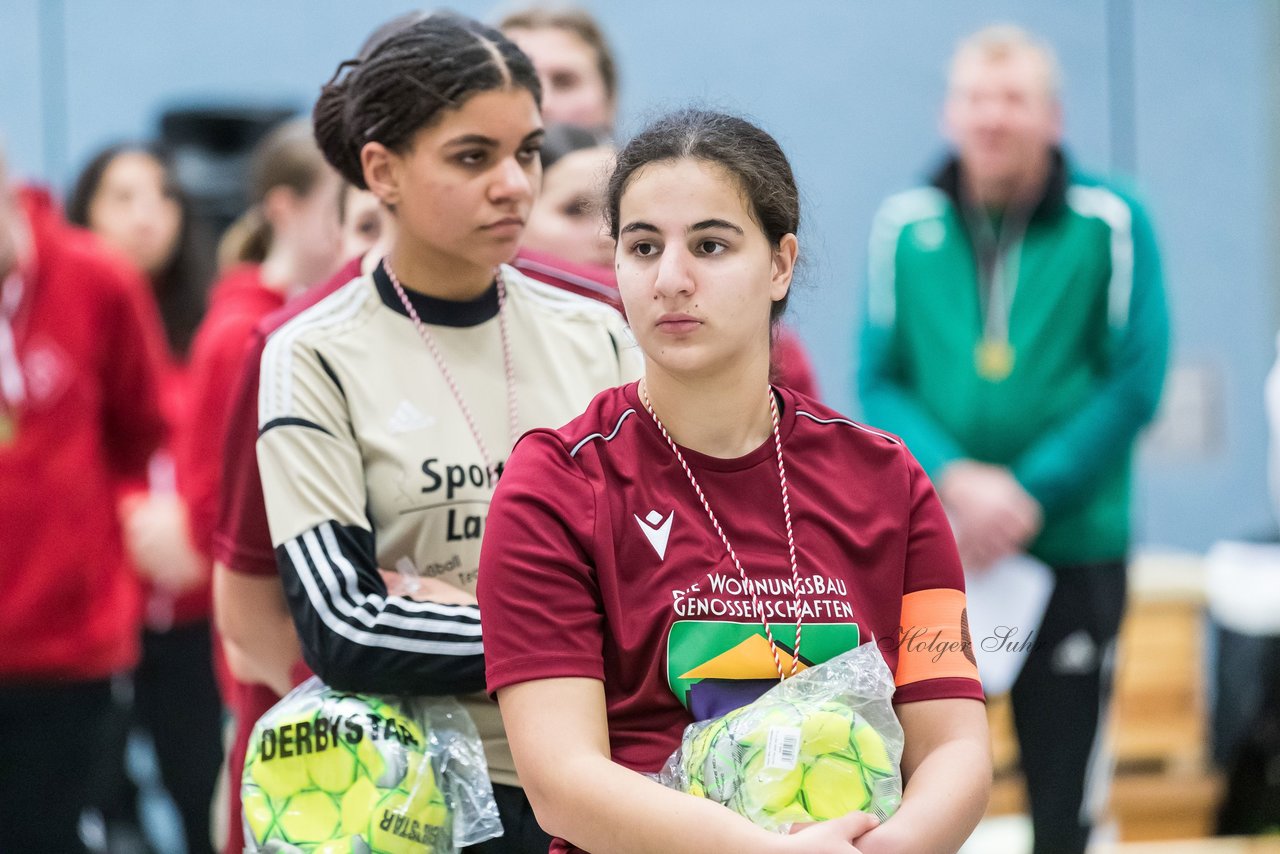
[{"xmin": 893, "ymin": 588, "xmax": 981, "ymax": 687}]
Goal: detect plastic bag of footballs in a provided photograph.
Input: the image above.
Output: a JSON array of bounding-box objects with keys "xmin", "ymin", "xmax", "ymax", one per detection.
[
  {"xmin": 657, "ymin": 642, "xmax": 906, "ymax": 832},
  {"xmin": 242, "ymin": 678, "xmax": 501, "ymax": 853}
]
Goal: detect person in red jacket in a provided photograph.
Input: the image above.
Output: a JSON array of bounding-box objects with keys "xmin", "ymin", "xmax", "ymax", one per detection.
[
  {"xmin": 0, "ymin": 147, "xmax": 169, "ymax": 852},
  {"xmin": 67, "ymin": 140, "xmax": 220, "ymax": 854},
  {"xmin": 184, "ymin": 121, "xmax": 379, "ymax": 852},
  {"xmin": 179, "ymin": 120, "xmax": 343, "ymax": 591}
]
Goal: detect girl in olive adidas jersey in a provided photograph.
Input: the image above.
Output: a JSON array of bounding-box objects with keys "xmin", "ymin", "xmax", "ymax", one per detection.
[
  {"xmin": 478, "ymin": 111, "xmax": 991, "ymax": 853},
  {"xmin": 254, "ymin": 14, "xmax": 639, "ymax": 853}
]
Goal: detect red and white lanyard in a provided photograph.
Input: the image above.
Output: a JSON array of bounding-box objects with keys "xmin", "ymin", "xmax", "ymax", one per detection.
[
  {"xmin": 384, "ymin": 262, "xmax": 518, "ymax": 479},
  {"xmin": 640, "ymin": 380, "xmax": 804, "ymax": 681},
  {"xmin": 0, "ymin": 273, "xmax": 27, "ymax": 411}
]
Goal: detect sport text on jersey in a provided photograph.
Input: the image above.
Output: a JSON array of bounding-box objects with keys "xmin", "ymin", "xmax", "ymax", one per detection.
[
  {"xmin": 418, "ymin": 456, "xmax": 506, "ymax": 542},
  {"xmin": 420, "ymin": 457, "xmax": 504, "ymax": 498}
]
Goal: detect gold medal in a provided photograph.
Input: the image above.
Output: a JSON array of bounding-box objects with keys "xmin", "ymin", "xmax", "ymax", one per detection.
[
  {"xmin": 975, "ymin": 340, "xmax": 1015, "ymax": 382},
  {"xmin": 0, "ymin": 412, "xmax": 14, "ymax": 447}
]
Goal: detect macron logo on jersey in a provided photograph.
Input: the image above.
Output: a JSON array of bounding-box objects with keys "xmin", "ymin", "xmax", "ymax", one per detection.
[{"xmin": 635, "ymin": 509, "xmax": 675, "ymax": 560}]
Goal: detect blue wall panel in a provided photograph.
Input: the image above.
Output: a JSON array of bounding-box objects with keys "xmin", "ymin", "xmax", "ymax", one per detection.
[
  {"xmin": 1131, "ymin": 0, "xmax": 1277, "ymax": 545},
  {"xmin": 0, "ymin": 0, "xmax": 1273, "ymax": 552},
  {"xmin": 0, "ymin": 0, "xmax": 47, "ymax": 180}
]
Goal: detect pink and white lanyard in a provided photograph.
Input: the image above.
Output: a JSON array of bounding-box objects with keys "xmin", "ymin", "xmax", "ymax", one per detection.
[
  {"xmin": 384, "ymin": 262, "xmax": 518, "ymax": 480},
  {"xmin": 640, "ymin": 380, "xmax": 803, "ymax": 681},
  {"xmin": 0, "ymin": 273, "xmax": 27, "ymax": 413}
]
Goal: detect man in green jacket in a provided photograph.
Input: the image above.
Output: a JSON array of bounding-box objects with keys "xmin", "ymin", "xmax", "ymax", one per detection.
[{"xmin": 859, "ymin": 25, "xmax": 1168, "ymax": 854}]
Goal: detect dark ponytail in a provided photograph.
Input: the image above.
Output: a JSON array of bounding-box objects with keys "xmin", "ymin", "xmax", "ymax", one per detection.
[
  {"xmin": 218, "ymin": 119, "xmax": 328, "ymax": 269},
  {"xmin": 312, "ymin": 12, "xmax": 541, "ymax": 190}
]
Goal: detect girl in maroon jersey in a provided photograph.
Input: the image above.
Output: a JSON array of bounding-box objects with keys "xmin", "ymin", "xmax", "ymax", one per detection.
[{"xmin": 479, "ymin": 110, "xmax": 992, "ymax": 853}]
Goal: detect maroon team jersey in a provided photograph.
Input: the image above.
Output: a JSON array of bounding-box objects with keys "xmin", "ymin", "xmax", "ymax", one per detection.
[
  {"xmin": 209, "ymin": 256, "xmax": 360, "ymax": 854},
  {"xmin": 210, "ymin": 256, "xmax": 362, "ymax": 578},
  {"xmin": 480, "ymin": 383, "xmax": 982, "ymax": 844}
]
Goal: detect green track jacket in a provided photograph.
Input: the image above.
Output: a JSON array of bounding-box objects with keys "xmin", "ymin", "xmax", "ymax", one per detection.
[{"xmin": 858, "ymin": 152, "xmax": 1169, "ymax": 566}]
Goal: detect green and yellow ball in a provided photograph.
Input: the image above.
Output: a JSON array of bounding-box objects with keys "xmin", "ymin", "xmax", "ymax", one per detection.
[
  {"xmin": 242, "ymin": 690, "xmax": 452, "ymax": 853},
  {"xmin": 681, "ymin": 698, "xmax": 898, "ymax": 830}
]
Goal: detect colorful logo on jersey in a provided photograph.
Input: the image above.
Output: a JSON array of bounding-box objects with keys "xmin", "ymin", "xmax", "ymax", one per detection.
[{"xmin": 666, "ymin": 621, "xmax": 860, "ymax": 721}]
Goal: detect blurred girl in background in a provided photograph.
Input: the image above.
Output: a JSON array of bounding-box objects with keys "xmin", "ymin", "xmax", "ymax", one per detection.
[
  {"xmin": 514, "ymin": 123, "xmax": 619, "ymax": 307},
  {"xmin": 69, "ymin": 143, "xmax": 211, "ymax": 359},
  {"xmin": 68, "ymin": 142, "xmax": 218, "ymax": 854},
  {"xmin": 180, "ymin": 119, "xmax": 342, "ymax": 654},
  {"xmin": 500, "ymin": 6, "xmax": 618, "ymax": 138},
  {"xmin": 176, "ymin": 119, "xmax": 341, "ymax": 850}
]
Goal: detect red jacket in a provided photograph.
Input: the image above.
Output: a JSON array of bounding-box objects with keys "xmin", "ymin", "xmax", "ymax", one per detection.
[
  {"xmin": 113, "ymin": 358, "xmax": 217, "ymax": 631},
  {"xmin": 0, "ymin": 188, "xmax": 168, "ymax": 681},
  {"xmin": 176, "ymin": 264, "xmax": 285, "ymax": 570}
]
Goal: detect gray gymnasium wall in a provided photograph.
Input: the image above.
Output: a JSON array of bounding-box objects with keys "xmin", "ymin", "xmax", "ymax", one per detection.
[{"xmin": 1, "ymin": 0, "xmax": 1276, "ymax": 553}]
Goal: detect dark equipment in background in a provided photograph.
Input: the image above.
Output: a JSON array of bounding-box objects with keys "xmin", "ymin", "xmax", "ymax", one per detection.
[{"xmin": 160, "ymin": 105, "xmax": 297, "ymax": 249}]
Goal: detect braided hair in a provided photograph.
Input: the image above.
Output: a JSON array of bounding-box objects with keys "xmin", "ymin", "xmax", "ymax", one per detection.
[{"xmin": 313, "ymin": 12, "xmax": 541, "ymax": 190}]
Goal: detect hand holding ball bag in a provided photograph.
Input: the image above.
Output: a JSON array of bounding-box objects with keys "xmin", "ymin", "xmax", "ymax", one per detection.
[{"xmin": 658, "ymin": 642, "xmax": 905, "ymax": 831}]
